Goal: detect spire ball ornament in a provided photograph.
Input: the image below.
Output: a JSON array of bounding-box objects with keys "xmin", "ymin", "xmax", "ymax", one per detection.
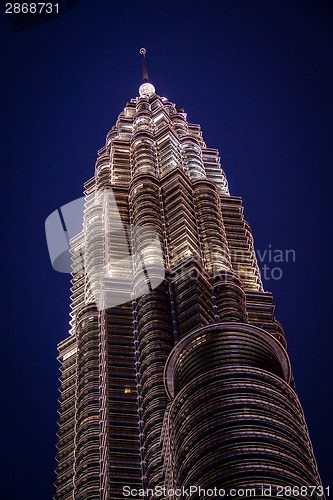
[{"xmin": 139, "ymin": 82, "xmax": 156, "ymax": 97}]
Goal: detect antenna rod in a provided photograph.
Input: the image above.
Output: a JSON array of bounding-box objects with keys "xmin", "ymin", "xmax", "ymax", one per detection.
[{"xmin": 139, "ymin": 48, "xmax": 149, "ymax": 83}]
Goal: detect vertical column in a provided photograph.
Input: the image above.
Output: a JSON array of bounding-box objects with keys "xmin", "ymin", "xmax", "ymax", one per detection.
[
  {"xmin": 193, "ymin": 180, "xmax": 247, "ymax": 323},
  {"xmin": 54, "ymin": 336, "xmax": 78, "ymax": 500},
  {"xmin": 180, "ymin": 135, "xmax": 206, "ymax": 181},
  {"xmin": 131, "ymin": 97, "xmax": 158, "ymax": 181},
  {"xmin": 130, "ymin": 174, "xmax": 174, "ymax": 490},
  {"xmin": 106, "ymin": 302, "xmax": 142, "ymax": 498},
  {"xmin": 192, "ymin": 180, "xmax": 230, "ymax": 275},
  {"xmin": 74, "ymin": 306, "xmax": 100, "ymax": 499}
]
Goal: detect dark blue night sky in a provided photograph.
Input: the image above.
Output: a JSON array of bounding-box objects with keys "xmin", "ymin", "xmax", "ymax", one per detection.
[{"xmin": 1, "ymin": 1, "xmax": 332, "ymax": 498}]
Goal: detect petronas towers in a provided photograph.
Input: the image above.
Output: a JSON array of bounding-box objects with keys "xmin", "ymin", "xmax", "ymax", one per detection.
[{"xmin": 54, "ymin": 51, "xmax": 323, "ymax": 499}]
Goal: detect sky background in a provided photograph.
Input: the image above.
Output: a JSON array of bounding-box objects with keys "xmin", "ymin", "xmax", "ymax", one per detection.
[{"xmin": 1, "ymin": 1, "xmax": 332, "ymax": 498}]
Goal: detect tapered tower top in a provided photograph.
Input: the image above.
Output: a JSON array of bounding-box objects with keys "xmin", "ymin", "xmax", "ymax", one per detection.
[{"xmin": 139, "ymin": 48, "xmax": 156, "ymax": 97}]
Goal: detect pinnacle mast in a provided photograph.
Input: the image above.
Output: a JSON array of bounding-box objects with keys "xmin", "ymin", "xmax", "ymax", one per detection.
[{"xmin": 139, "ymin": 47, "xmax": 149, "ymax": 83}]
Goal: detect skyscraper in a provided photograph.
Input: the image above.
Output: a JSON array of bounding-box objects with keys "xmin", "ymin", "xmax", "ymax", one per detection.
[{"xmin": 55, "ymin": 50, "xmax": 324, "ymax": 499}]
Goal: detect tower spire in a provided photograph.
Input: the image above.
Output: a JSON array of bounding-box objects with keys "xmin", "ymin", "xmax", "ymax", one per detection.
[
  {"xmin": 138, "ymin": 48, "xmax": 155, "ymax": 97},
  {"xmin": 139, "ymin": 47, "xmax": 149, "ymax": 83}
]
